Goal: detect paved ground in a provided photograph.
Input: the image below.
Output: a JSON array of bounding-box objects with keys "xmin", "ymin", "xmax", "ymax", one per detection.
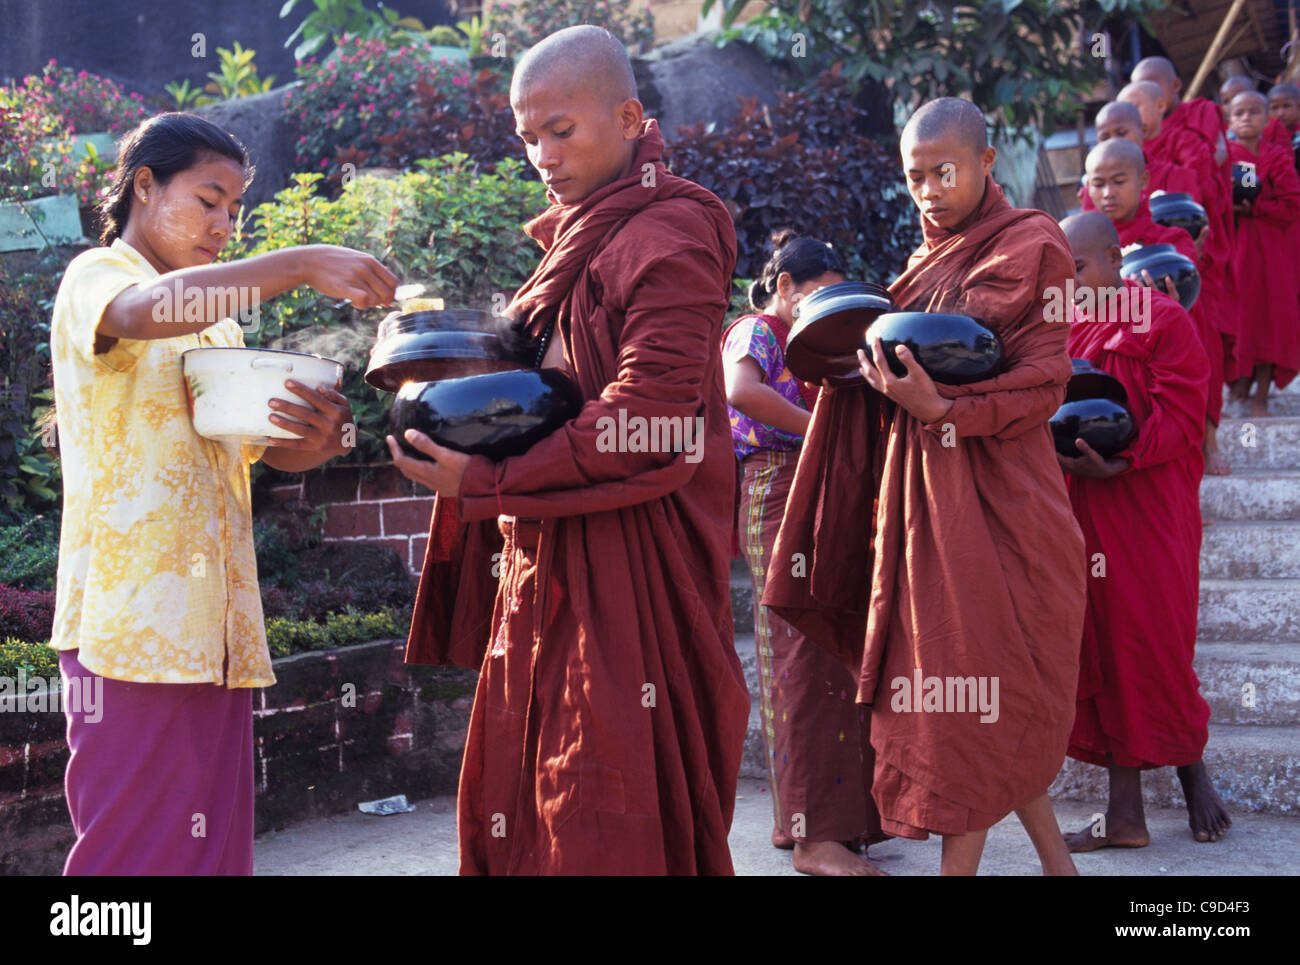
[{"xmin": 253, "ymin": 777, "xmax": 1300, "ymax": 875}]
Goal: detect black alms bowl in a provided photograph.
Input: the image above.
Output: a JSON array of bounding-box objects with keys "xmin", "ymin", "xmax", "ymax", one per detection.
[
  {"xmin": 1065, "ymin": 358, "xmax": 1130, "ymax": 405},
  {"xmin": 1051, "ymin": 396, "xmax": 1137, "ymax": 459},
  {"xmin": 366, "ymin": 309, "xmax": 532, "ymax": 392},
  {"xmin": 1149, "ymin": 192, "xmax": 1208, "ymax": 238},
  {"xmin": 1119, "ymin": 243, "xmax": 1201, "ymax": 311},
  {"xmin": 1233, "ymin": 161, "xmax": 1262, "ymax": 204},
  {"xmin": 862, "ymin": 311, "xmax": 1003, "ymax": 385},
  {"xmin": 785, "ymin": 281, "xmax": 895, "ymax": 385},
  {"xmin": 391, "ymin": 368, "xmax": 583, "ymax": 461}
]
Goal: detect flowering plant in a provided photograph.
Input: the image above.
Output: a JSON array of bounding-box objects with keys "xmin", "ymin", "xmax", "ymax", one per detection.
[{"xmin": 36, "ymin": 60, "xmax": 150, "ymax": 134}]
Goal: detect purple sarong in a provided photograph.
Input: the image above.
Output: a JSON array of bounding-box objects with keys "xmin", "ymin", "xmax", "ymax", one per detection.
[{"xmin": 60, "ymin": 649, "xmax": 255, "ymax": 875}]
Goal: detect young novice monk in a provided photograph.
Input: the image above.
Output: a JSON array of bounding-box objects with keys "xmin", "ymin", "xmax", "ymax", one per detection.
[
  {"xmin": 1084, "ymin": 101, "xmax": 1201, "ymax": 208},
  {"xmin": 723, "ymin": 232, "xmax": 885, "ymax": 876},
  {"xmin": 1057, "ymin": 212, "xmax": 1231, "ymax": 849},
  {"xmin": 1264, "ymin": 82, "xmax": 1300, "ymax": 171},
  {"xmin": 1225, "ymin": 90, "xmax": 1300, "ymax": 415},
  {"xmin": 1220, "ymin": 75, "xmax": 1255, "ymax": 108},
  {"xmin": 390, "ymin": 25, "xmax": 751, "ymax": 875},
  {"xmin": 765, "ymin": 97, "xmax": 1085, "ymax": 876}
]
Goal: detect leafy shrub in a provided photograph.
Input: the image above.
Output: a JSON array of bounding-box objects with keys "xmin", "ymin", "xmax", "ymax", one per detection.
[
  {"xmin": 199, "ymin": 43, "xmax": 277, "ymax": 104},
  {"xmin": 0, "ymin": 636, "xmax": 59, "ymax": 678},
  {"xmin": 0, "ymin": 512, "xmax": 60, "ymax": 591},
  {"xmin": 499, "ymin": 0, "xmax": 655, "ymax": 56},
  {"xmin": 286, "ymin": 36, "xmax": 479, "ymax": 175},
  {"xmin": 0, "ymin": 585, "xmax": 56, "ymax": 643},
  {"xmin": 264, "ymin": 606, "xmax": 408, "ymax": 657},
  {"xmin": 665, "ymin": 67, "xmax": 920, "ymax": 282},
  {"xmin": 35, "ymin": 61, "xmax": 151, "ymax": 134}
]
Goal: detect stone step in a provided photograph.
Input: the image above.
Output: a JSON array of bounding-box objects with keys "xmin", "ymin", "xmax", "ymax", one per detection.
[
  {"xmin": 731, "ymin": 578, "xmax": 756, "ymax": 634},
  {"xmin": 1198, "ymin": 578, "xmax": 1300, "ymax": 642},
  {"xmin": 1200, "ymin": 520, "xmax": 1300, "ymax": 579},
  {"xmin": 1199, "ymin": 470, "xmax": 1300, "ymax": 521},
  {"xmin": 1215, "ymin": 417, "xmax": 1300, "ymax": 470},
  {"xmin": 1220, "ymin": 385, "xmax": 1300, "ymax": 417},
  {"xmin": 1195, "ymin": 641, "xmax": 1300, "ymax": 725},
  {"xmin": 1051, "ymin": 723, "xmax": 1300, "ymax": 816}
]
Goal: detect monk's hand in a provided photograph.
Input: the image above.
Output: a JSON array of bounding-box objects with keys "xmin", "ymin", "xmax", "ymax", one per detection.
[
  {"xmin": 1234, "ymin": 199, "xmax": 1253, "ymax": 216},
  {"xmin": 1138, "ymin": 269, "xmax": 1179, "ymax": 302},
  {"xmin": 386, "ymin": 430, "xmax": 470, "ymax": 497},
  {"xmin": 1193, "ymin": 225, "xmax": 1209, "ymax": 259},
  {"xmin": 1057, "ymin": 437, "xmax": 1130, "ymax": 479},
  {"xmin": 859, "ymin": 336, "xmax": 953, "ymax": 424},
  {"xmin": 267, "ymin": 382, "xmax": 353, "ymax": 455}
]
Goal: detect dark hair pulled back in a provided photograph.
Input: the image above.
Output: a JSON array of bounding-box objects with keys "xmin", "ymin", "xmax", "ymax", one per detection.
[{"xmin": 748, "ymin": 229, "xmax": 847, "ymax": 311}]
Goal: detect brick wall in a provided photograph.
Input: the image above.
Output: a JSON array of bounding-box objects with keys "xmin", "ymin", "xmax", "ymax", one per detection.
[
  {"xmin": 271, "ymin": 462, "xmax": 438, "ymax": 576},
  {"xmin": 0, "ymin": 640, "xmax": 477, "ymax": 875}
]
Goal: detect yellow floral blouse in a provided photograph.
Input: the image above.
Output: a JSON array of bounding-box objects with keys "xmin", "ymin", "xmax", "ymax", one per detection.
[{"xmin": 48, "ymin": 239, "xmax": 274, "ymax": 687}]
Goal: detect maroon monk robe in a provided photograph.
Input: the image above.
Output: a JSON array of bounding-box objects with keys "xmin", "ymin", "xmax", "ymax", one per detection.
[
  {"xmin": 1080, "ymin": 155, "xmax": 1202, "ymax": 211},
  {"xmin": 1066, "ymin": 280, "xmax": 1211, "ymax": 768},
  {"xmin": 405, "ymin": 119, "xmax": 751, "ymax": 875},
  {"xmin": 1150, "ymin": 99, "xmax": 1237, "ymax": 406},
  {"xmin": 1226, "ymin": 139, "xmax": 1300, "ymax": 387},
  {"xmin": 764, "ymin": 175, "xmax": 1086, "ymax": 839}
]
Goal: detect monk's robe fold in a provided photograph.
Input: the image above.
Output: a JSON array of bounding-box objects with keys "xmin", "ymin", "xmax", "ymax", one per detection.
[
  {"xmin": 1066, "ymin": 280, "xmax": 1211, "ymax": 768},
  {"xmin": 1262, "ymin": 117, "xmax": 1300, "ymax": 172},
  {"xmin": 1149, "ymin": 99, "xmax": 1237, "ymax": 400},
  {"xmin": 764, "ymin": 176, "xmax": 1086, "ymax": 839},
  {"xmin": 1226, "ymin": 140, "xmax": 1300, "ymax": 387},
  {"xmin": 1081, "ymin": 154, "xmax": 1201, "ymax": 211},
  {"xmin": 408, "ymin": 119, "xmax": 751, "ymax": 875}
]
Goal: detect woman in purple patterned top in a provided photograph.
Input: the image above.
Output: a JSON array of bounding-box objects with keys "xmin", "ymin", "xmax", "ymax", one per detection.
[{"xmin": 721, "ymin": 232, "xmax": 888, "ymax": 875}]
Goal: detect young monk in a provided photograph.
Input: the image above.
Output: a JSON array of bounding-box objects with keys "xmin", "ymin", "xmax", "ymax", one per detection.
[
  {"xmin": 1264, "ymin": 82, "xmax": 1300, "ymax": 169},
  {"xmin": 764, "ymin": 97, "xmax": 1085, "ymax": 876},
  {"xmin": 1057, "ymin": 211, "xmax": 1231, "ymax": 849},
  {"xmin": 1084, "ymin": 139, "xmax": 1199, "ymax": 269},
  {"xmin": 1084, "ymin": 101, "xmax": 1200, "ymax": 207},
  {"xmin": 723, "ymin": 231, "xmax": 885, "ymax": 876},
  {"xmin": 1121, "ymin": 77, "xmax": 1234, "ymax": 475},
  {"xmin": 1225, "ymin": 90, "xmax": 1300, "ymax": 415},
  {"xmin": 388, "ymin": 25, "xmax": 751, "ymax": 875},
  {"xmin": 1219, "ymin": 75, "xmax": 1255, "ymax": 110}
]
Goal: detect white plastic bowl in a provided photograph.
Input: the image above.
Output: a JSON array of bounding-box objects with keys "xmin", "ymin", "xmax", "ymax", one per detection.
[{"xmin": 181, "ymin": 347, "xmax": 343, "ymax": 444}]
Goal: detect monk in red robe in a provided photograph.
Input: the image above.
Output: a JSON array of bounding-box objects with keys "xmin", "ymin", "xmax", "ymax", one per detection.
[
  {"xmin": 1056, "ymin": 212, "xmax": 1231, "ymax": 848},
  {"xmin": 1225, "ymin": 90, "xmax": 1300, "ymax": 414},
  {"xmin": 1082, "ymin": 101, "xmax": 1201, "ymax": 211},
  {"xmin": 764, "ymin": 97, "xmax": 1085, "ymax": 876},
  {"xmin": 388, "ymin": 25, "xmax": 750, "ymax": 875},
  {"xmin": 1219, "ymin": 75, "xmax": 1255, "ymax": 109},
  {"xmin": 1264, "ymin": 82, "xmax": 1300, "ymax": 170},
  {"xmin": 1126, "ymin": 62, "xmax": 1236, "ymax": 474}
]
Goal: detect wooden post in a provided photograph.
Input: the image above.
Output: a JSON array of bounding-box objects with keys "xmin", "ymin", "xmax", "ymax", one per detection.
[{"xmin": 1185, "ymin": 0, "xmax": 1249, "ymax": 100}]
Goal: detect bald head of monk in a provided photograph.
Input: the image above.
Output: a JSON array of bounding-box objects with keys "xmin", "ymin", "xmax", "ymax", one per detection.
[
  {"xmin": 1268, "ymin": 81, "xmax": 1300, "ymax": 128},
  {"xmin": 1085, "ymin": 138, "xmax": 1148, "ymax": 223},
  {"xmin": 1061, "ymin": 211, "xmax": 1124, "ymax": 294},
  {"xmin": 1095, "ymin": 101, "xmax": 1146, "ymax": 147},
  {"xmin": 1132, "ymin": 56, "xmax": 1181, "ymax": 116},
  {"xmin": 1219, "ymin": 75, "xmax": 1255, "ymax": 105},
  {"xmin": 510, "ymin": 25, "xmax": 645, "ymax": 205},
  {"xmin": 1228, "ymin": 89, "xmax": 1269, "ymax": 145},
  {"xmin": 899, "ymin": 97, "xmax": 996, "ymax": 231},
  {"xmin": 1118, "ymin": 81, "xmax": 1168, "ymax": 141}
]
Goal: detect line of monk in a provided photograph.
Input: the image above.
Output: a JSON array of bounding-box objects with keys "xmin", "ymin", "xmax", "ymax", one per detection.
[{"xmin": 393, "ymin": 28, "xmax": 1253, "ymax": 874}]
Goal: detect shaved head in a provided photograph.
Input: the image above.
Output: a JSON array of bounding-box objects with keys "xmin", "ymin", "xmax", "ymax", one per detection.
[
  {"xmin": 1231, "ymin": 89, "xmax": 1268, "ymax": 111},
  {"xmin": 1269, "ymin": 82, "xmax": 1300, "ymax": 101},
  {"xmin": 1219, "ymin": 75, "xmax": 1254, "ymax": 104},
  {"xmin": 1132, "ymin": 57, "xmax": 1181, "ymax": 115},
  {"xmin": 1096, "ymin": 101, "xmax": 1142, "ymax": 129},
  {"xmin": 1061, "ymin": 211, "xmax": 1121, "ymax": 258},
  {"xmin": 511, "ymin": 24, "xmax": 637, "ymax": 108},
  {"xmin": 901, "ymin": 97, "xmax": 989, "ymax": 155},
  {"xmin": 1086, "ymin": 137, "xmax": 1145, "ymax": 176},
  {"xmin": 1119, "ymin": 80, "xmax": 1164, "ymax": 105}
]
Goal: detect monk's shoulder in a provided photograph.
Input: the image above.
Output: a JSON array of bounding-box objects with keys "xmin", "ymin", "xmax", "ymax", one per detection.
[
  {"xmin": 614, "ymin": 193, "xmax": 730, "ymax": 256},
  {"xmin": 978, "ymin": 210, "xmax": 1072, "ymax": 271}
]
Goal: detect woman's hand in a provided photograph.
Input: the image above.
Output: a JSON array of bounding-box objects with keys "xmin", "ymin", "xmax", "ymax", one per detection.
[
  {"xmin": 1056, "ymin": 437, "xmax": 1130, "ymax": 478},
  {"xmin": 386, "ymin": 431, "xmax": 471, "ymax": 497},
  {"xmin": 299, "ymin": 245, "xmax": 399, "ymax": 308},
  {"xmin": 261, "ymin": 382, "xmax": 355, "ymax": 472},
  {"xmin": 858, "ymin": 336, "xmax": 953, "ymax": 424}
]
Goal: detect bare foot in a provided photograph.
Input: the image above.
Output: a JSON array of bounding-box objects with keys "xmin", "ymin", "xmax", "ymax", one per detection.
[
  {"xmin": 1249, "ymin": 400, "xmax": 1271, "ymax": 418},
  {"xmin": 792, "ymin": 839, "xmax": 888, "ymax": 876},
  {"xmin": 1178, "ymin": 761, "xmax": 1232, "ymax": 842},
  {"xmin": 772, "ymin": 826, "xmax": 795, "ymax": 850},
  {"xmin": 1063, "ymin": 813, "xmax": 1150, "ymax": 852},
  {"xmin": 1205, "ymin": 450, "xmax": 1232, "ymax": 475}
]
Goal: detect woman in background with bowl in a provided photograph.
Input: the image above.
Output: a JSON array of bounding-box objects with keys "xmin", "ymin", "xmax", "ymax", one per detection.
[{"xmin": 48, "ymin": 112, "xmax": 397, "ymax": 875}]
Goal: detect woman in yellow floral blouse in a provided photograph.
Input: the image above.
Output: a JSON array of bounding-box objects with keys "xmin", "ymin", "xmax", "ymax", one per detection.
[{"xmin": 49, "ymin": 112, "xmax": 397, "ymax": 875}]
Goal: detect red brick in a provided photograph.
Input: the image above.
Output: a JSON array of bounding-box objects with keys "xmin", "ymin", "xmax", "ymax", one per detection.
[
  {"xmin": 381, "ymin": 497, "xmax": 435, "ymax": 536},
  {"xmin": 358, "ymin": 464, "xmax": 413, "ymax": 500},
  {"xmin": 304, "ymin": 465, "xmax": 361, "ymax": 505},
  {"xmin": 267, "ymin": 482, "xmax": 303, "ymax": 504},
  {"xmin": 410, "ymin": 536, "xmax": 428, "ymax": 575},
  {"xmin": 323, "ymin": 503, "xmax": 380, "ymax": 539}
]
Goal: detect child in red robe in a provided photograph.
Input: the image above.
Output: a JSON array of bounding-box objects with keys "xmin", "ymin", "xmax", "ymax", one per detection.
[
  {"xmin": 1225, "ymin": 90, "xmax": 1300, "ymax": 415},
  {"xmin": 1265, "ymin": 82, "xmax": 1300, "ymax": 171},
  {"xmin": 1057, "ymin": 211, "xmax": 1230, "ymax": 849},
  {"xmin": 1082, "ymin": 101, "xmax": 1201, "ymax": 211}
]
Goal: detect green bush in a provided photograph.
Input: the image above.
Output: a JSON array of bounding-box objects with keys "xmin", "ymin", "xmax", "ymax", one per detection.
[
  {"xmin": 499, "ymin": 0, "xmax": 655, "ymax": 56},
  {"xmin": 265, "ymin": 606, "xmax": 408, "ymax": 657},
  {"xmin": 0, "ymin": 512, "xmax": 60, "ymax": 591},
  {"xmin": 0, "ymin": 636, "xmax": 59, "ymax": 678}
]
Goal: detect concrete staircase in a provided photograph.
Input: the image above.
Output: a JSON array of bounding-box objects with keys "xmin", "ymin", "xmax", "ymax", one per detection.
[{"xmin": 730, "ymin": 381, "xmax": 1300, "ymax": 814}]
